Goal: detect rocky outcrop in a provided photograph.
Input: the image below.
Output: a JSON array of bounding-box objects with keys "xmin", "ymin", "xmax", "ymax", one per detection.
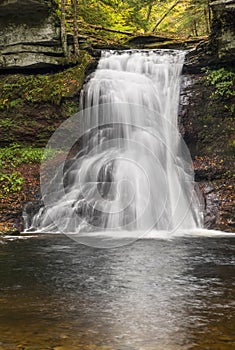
[
  {"xmin": 179, "ymin": 74, "xmax": 235, "ymax": 232},
  {"xmin": 210, "ymin": 0, "xmax": 235, "ymax": 60},
  {"xmin": 0, "ymin": 0, "xmax": 65, "ymax": 70},
  {"xmin": 0, "ymin": 51, "xmax": 94, "ymax": 234},
  {"xmin": 180, "ymin": 2, "xmax": 235, "ymax": 232},
  {"xmin": 184, "ymin": 0, "xmax": 235, "ymax": 72},
  {"xmin": 125, "ymin": 35, "xmax": 205, "ymax": 50}
]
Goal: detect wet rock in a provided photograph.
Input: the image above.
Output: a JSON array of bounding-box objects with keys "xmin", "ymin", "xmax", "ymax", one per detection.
[
  {"xmin": 179, "ymin": 73, "xmax": 235, "ymax": 232},
  {"xmin": 201, "ymin": 184, "xmax": 219, "ymax": 228},
  {"xmin": 23, "ymin": 200, "xmax": 44, "ymax": 230}
]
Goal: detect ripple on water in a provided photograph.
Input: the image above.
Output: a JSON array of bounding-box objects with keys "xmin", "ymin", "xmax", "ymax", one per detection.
[{"xmin": 0, "ymin": 235, "xmax": 234, "ymax": 349}]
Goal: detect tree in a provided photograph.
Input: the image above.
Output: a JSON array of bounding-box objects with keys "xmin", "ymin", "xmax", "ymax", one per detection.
[
  {"xmin": 151, "ymin": 0, "xmax": 181, "ymax": 32},
  {"xmin": 60, "ymin": 0, "xmax": 67, "ymax": 55},
  {"xmin": 180, "ymin": 0, "xmax": 211, "ymax": 37},
  {"xmin": 58, "ymin": 0, "xmax": 211, "ymax": 45},
  {"xmin": 72, "ymin": 0, "xmax": 79, "ymax": 56}
]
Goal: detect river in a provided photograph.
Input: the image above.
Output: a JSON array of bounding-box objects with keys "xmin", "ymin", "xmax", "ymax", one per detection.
[{"xmin": 0, "ymin": 233, "xmax": 234, "ymax": 349}]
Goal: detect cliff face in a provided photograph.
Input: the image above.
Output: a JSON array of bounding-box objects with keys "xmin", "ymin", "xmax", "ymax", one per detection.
[
  {"xmin": 181, "ymin": 1, "xmax": 235, "ymax": 232},
  {"xmin": 0, "ymin": 0, "xmax": 65, "ymax": 70},
  {"xmin": 0, "ymin": 51, "xmax": 94, "ymax": 234},
  {"xmin": 179, "ymin": 72, "xmax": 235, "ymax": 232}
]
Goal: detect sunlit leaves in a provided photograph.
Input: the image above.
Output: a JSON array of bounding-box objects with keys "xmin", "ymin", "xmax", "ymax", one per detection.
[{"xmin": 58, "ymin": 0, "xmax": 210, "ymax": 37}]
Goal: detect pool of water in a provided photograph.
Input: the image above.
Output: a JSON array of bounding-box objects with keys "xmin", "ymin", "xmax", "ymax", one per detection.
[{"xmin": 0, "ymin": 234, "xmax": 234, "ymax": 349}]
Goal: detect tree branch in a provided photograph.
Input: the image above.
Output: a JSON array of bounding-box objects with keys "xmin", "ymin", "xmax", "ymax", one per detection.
[
  {"xmin": 67, "ymin": 20, "xmax": 136, "ymax": 36},
  {"xmin": 151, "ymin": 0, "xmax": 181, "ymax": 33}
]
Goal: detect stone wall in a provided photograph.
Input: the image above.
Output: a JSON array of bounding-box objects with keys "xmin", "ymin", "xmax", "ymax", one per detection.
[{"xmin": 0, "ymin": 0, "xmax": 65, "ymax": 69}]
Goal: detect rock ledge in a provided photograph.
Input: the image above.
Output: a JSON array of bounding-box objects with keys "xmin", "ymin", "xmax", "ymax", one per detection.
[{"xmin": 0, "ymin": 0, "xmax": 65, "ymax": 70}]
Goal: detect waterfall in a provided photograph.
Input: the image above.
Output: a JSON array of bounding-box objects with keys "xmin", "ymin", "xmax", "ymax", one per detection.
[{"xmin": 26, "ymin": 50, "xmax": 203, "ymax": 239}]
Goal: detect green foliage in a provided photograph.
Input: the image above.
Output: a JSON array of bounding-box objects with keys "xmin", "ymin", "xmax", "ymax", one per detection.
[
  {"xmin": 0, "ymin": 144, "xmax": 62, "ymax": 199},
  {"xmin": 0, "ymin": 143, "xmax": 45, "ymax": 165},
  {"xmin": 58, "ymin": 0, "xmax": 208, "ymax": 38},
  {"xmin": 62, "ymin": 0, "xmax": 209, "ymax": 37},
  {"xmin": 172, "ymin": 0, "xmax": 210, "ymax": 36},
  {"xmin": 0, "ymin": 118, "xmax": 15, "ymax": 128},
  {"xmin": 205, "ymin": 68, "xmax": 235, "ymax": 98},
  {"xmin": 0, "ymin": 171, "xmax": 24, "ymax": 197},
  {"xmin": 0, "ymin": 144, "xmax": 45, "ymax": 197}
]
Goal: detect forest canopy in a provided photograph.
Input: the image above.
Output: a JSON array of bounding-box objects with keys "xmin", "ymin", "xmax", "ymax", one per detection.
[{"xmin": 58, "ymin": 0, "xmax": 211, "ymax": 42}]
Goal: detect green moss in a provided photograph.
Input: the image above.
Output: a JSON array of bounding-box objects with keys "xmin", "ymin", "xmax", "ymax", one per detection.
[
  {"xmin": 62, "ymin": 99, "xmax": 80, "ymax": 116},
  {"xmin": 199, "ymin": 114, "xmax": 213, "ymax": 123},
  {"xmin": 0, "ymin": 118, "xmax": 15, "ymax": 128},
  {"xmin": 0, "ymin": 51, "xmax": 93, "ymax": 109},
  {"xmin": 0, "ymin": 51, "xmax": 94, "ymax": 146}
]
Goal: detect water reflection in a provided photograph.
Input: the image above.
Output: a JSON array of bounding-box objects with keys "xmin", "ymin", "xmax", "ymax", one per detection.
[{"xmin": 0, "ymin": 235, "xmax": 234, "ymax": 349}]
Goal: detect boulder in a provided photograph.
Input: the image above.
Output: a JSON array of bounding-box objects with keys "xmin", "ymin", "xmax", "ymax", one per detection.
[{"xmin": 0, "ymin": 0, "xmax": 65, "ymax": 70}]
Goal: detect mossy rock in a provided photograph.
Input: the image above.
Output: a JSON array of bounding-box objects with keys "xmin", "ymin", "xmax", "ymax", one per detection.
[{"xmin": 0, "ymin": 51, "xmax": 94, "ymax": 146}]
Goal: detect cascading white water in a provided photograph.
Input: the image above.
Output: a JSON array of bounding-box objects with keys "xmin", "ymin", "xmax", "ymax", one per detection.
[{"xmin": 26, "ymin": 50, "xmax": 203, "ymax": 237}]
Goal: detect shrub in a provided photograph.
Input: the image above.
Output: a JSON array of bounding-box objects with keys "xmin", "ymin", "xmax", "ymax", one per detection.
[{"xmin": 205, "ymin": 68, "xmax": 235, "ymax": 98}]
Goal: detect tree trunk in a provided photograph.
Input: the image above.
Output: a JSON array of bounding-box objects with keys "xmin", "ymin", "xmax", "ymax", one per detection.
[
  {"xmin": 75, "ymin": 22, "xmax": 135, "ymax": 36},
  {"xmin": 72, "ymin": 0, "xmax": 79, "ymax": 56},
  {"xmin": 151, "ymin": 0, "xmax": 181, "ymax": 32},
  {"xmin": 208, "ymin": 1, "xmax": 212, "ymax": 28},
  {"xmin": 204, "ymin": 7, "xmax": 210, "ymax": 35},
  {"xmin": 60, "ymin": 0, "xmax": 67, "ymax": 56},
  {"xmin": 146, "ymin": 4, "xmax": 153, "ymax": 22},
  {"xmin": 193, "ymin": 19, "xmax": 198, "ymax": 37}
]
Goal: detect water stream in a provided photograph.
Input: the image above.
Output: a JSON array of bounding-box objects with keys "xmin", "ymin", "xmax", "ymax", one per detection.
[{"xmin": 27, "ymin": 50, "xmax": 203, "ymax": 240}]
